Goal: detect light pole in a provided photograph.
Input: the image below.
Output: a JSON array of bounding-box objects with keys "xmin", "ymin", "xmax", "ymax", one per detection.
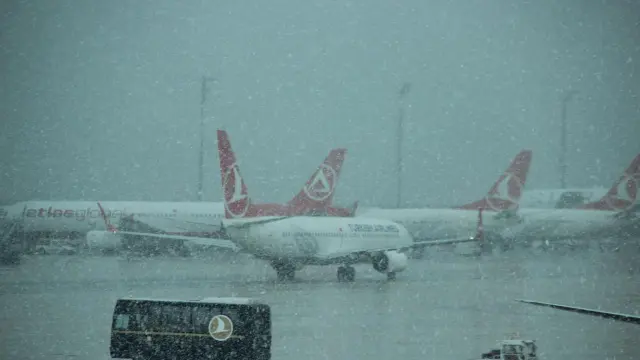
[
  {"xmin": 198, "ymin": 76, "xmax": 216, "ymax": 201},
  {"xmin": 559, "ymin": 90, "xmax": 578, "ymax": 189},
  {"xmin": 396, "ymin": 82, "xmax": 411, "ymax": 208}
]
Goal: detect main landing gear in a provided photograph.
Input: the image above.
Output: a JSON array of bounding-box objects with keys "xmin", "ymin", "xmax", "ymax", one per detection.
[
  {"xmin": 337, "ymin": 265, "xmax": 356, "ymax": 282},
  {"xmin": 271, "ymin": 261, "xmax": 296, "ymax": 282}
]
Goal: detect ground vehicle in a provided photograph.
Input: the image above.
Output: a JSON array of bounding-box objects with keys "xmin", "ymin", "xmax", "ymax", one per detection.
[
  {"xmin": 110, "ymin": 297, "xmax": 271, "ymax": 360},
  {"xmin": 0, "ymin": 220, "xmax": 26, "ymax": 264},
  {"xmin": 34, "ymin": 238, "xmax": 77, "ymax": 255},
  {"xmin": 477, "ymin": 339, "xmax": 538, "ymax": 360}
]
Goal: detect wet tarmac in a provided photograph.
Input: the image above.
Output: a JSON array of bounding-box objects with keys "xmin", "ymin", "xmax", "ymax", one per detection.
[{"xmin": 0, "ymin": 244, "xmax": 639, "ymax": 360}]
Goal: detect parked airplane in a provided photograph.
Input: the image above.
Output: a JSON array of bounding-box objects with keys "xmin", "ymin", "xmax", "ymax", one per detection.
[
  {"xmin": 355, "ymin": 150, "xmax": 533, "ymax": 250},
  {"xmin": 4, "ymin": 144, "xmax": 352, "ymax": 252},
  {"xmin": 86, "ymin": 130, "xmax": 357, "ymax": 253},
  {"xmin": 516, "ymin": 299, "xmax": 640, "ymax": 325},
  {"xmin": 92, "ymin": 129, "xmax": 482, "ymax": 281},
  {"xmin": 503, "ymin": 154, "xmax": 640, "ymax": 245},
  {"xmin": 215, "ymin": 129, "xmax": 484, "ymax": 281}
]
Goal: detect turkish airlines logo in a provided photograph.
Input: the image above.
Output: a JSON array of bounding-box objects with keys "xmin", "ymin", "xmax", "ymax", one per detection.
[
  {"xmin": 605, "ymin": 172, "xmax": 639, "ymax": 211},
  {"xmin": 223, "ymin": 163, "xmax": 250, "ymax": 218},
  {"xmin": 485, "ymin": 172, "xmax": 523, "ymax": 211},
  {"xmin": 303, "ymin": 164, "xmax": 337, "ymax": 202},
  {"xmin": 208, "ymin": 314, "xmax": 234, "ymax": 341}
]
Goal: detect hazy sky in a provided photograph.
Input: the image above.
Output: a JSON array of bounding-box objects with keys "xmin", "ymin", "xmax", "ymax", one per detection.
[{"xmin": 1, "ymin": 0, "xmax": 639, "ymax": 207}]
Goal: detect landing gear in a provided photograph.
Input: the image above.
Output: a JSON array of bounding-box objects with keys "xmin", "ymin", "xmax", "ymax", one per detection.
[
  {"xmin": 271, "ymin": 261, "xmax": 296, "ymax": 282},
  {"xmin": 387, "ymin": 272, "xmax": 397, "ymax": 281},
  {"xmin": 337, "ymin": 265, "xmax": 356, "ymax": 282}
]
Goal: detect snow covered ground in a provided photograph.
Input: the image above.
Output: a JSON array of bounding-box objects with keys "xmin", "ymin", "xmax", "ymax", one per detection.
[{"xmin": 0, "ymin": 245, "xmax": 638, "ymax": 360}]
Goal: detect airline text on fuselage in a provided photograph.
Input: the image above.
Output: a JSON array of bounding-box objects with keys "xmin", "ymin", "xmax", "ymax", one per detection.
[
  {"xmin": 348, "ymin": 224, "xmax": 400, "ymax": 233},
  {"xmin": 23, "ymin": 207, "xmax": 124, "ymax": 221},
  {"xmin": 21, "ymin": 207, "xmax": 217, "ymax": 222}
]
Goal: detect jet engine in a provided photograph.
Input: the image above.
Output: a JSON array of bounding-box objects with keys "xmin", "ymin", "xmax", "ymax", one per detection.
[
  {"xmin": 86, "ymin": 230, "xmax": 120, "ymax": 251},
  {"xmin": 372, "ymin": 250, "xmax": 408, "ymax": 274}
]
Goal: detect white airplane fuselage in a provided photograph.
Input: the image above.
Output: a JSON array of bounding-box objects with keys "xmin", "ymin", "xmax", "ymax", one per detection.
[
  {"xmin": 223, "ymin": 216, "xmax": 413, "ymax": 265},
  {"xmin": 355, "ymin": 207, "xmax": 517, "ymax": 241},
  {"xmin": 504, "ymin": 208, "xmax": 636, "ymax": 243},
  {"xmin": 4, "ymin": 201, "xmax": 226, "ymax": 235}
]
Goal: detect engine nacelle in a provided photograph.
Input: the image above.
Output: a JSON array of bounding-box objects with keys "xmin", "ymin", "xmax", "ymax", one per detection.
[
  {"xmin": 372, "ymin": 250, "xmax": 408, "ymax": 274},
  {"xmin": 86, "ymin": 230, "xmax": 120, "ymax": 250}
]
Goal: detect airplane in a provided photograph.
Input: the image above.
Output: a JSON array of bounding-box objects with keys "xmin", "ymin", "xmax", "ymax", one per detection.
[
  {"xmin": 501, "ymin": 154, "xmax": 640, "ymax": 246},
  {"xmin": 85, "ymin": 130, "xmax": 358, "ymax": 253},
  {"xmin": 2, "ymin": 144, "xmax": 353, "ymax": 253},
  {"xmin": 354, "ymin": 150, "xmax": 533, "ymax": 253},
  {"xmin": 215, "ymin": 129, "xmax": 485, "ymax": 281},
  {"xmin": 516, "ymin": 299, "xmax": 640, "ymax": 325}
]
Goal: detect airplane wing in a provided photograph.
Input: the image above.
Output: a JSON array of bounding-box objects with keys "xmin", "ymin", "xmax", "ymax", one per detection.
[
  {"xmin": 313, "ymin": 235, "xmax": 480, "ymax": 262},
  {"xmin": 315, "ymin": 208, "xmax": 485, "ymax": 261},
  {"xmin": 516, "ymin": 299, "xmax": 640, "ymax": 325},
  {"xmin": 222, "ymin": 216, "xmax": 290, "ymax": 229},
  {"xmin": 95, "ymin": 202, "xmax": 238, "ymax": 251},
  {"xmin": 111, "ymin": 230, "xmax": 238, "ymax": 251}
]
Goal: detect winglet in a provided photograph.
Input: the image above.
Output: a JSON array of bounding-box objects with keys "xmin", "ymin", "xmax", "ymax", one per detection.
[{"xmin": 97, "ymin": 202, "xmax": 118, "ymax": 233}]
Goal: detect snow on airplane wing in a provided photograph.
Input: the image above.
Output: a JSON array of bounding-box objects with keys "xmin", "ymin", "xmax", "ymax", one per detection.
[
  {"xmin": 516, "ymin": 299, "xmax": 640, "ymax": 325},
  {"xmin": 120, "ymin": 215, "xmax": 222, "ymax": 234},
  {"xmin": 112, "ymin": 230, "xmax": 239, "ymax": 251},
  {"xmin": 96, "ymin": 202, "xmax": 238, "ymax": 251},
  {"xmin": 313, "ymin": 235, "xmax": 481, "ymax": 262},
  {"xmin": 315, "ymin": 208, "xmax": 485, "ymax": 262},
  {"xmin": 221, "ymin": 216, "xmax": 291, "ymax": 229}
]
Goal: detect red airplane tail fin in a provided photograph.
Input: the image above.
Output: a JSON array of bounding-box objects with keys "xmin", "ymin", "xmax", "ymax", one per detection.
[
  {"xmin": 458, "ymin": 150, "xmax": 533, "ymax": 212},
  {"xmin": 97, "ymin": 202, "xmax": 118, "ymax": 232},
  {"xmin": 581, "ymin": 154, "xmax": 640, "ymax": 211},
  {"xmin": 217, "ymin": 130, "xmax": 252, "ymax": 219},
  {"xmin": 288, "ymin": 148, "xmax": 347, "ymax": 210}
]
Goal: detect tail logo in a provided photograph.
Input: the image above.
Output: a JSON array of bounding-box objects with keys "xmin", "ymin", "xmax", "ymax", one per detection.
[
  {"xmin": 605, "ymin": 172, "xmax": 639, "ymax": 211},
  {"xmin": 208, "ymin": 315, "xmax": 234, "ymax": 341},
  {"xmin": 486, "ymin": 172, "xmax": 523, "ymax": 211},
  {"xmin": 303, "ymin": 164, "xmax": 337, "ymax": 202},
  {"xmin": 223, "ymin": 163, "xmax": 250, "ymax": 218}
]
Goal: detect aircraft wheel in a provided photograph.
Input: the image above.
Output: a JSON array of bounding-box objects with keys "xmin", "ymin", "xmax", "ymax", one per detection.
[
  {"xmin": 277, "ymin": 269, "xmax": 295, "ymax": 282},
  {"xmin": 387, "ymin": 272, "xmax": 397, "ymax": 281},
  {"xmin": 272, "ymin": 262, "xmax": 295, "ymax": 282},
  {"xmin": 337, "ymin": 266, "xmax": 355, "ymax": 282}
]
